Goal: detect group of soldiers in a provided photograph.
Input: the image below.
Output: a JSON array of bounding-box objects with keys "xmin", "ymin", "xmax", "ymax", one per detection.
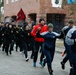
[
  {"xmin": 0, "ymin": 21, "xmax": 35, "ymax": 61},
  {"xmin": 0, "ymin": 18, "xmax": 76, "ymax": 75}
]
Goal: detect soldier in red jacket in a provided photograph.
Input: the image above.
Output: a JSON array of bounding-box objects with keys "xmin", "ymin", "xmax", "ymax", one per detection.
[{"xmin": 31, "ymin": 18, "xmax": 48, "ymax": 67}]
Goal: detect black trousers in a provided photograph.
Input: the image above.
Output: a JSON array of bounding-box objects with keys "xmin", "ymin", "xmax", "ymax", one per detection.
[
  {"xmin": 5, "ymin": 40, "xmax": 12, "ymax": 55},
  {"xmin": 19, "ymin": 40, "xmax": 28, "ymax": 58},
  {"xmin": 0, "ymin": 38, "xmax": 2, "ymax": 46},
  {"xmin": 33, "ymin": 42, "xmax": 44, "ymax": 63},
  {"xmin": 15, "ymin": 39, "xmax": 23, "ymax": 52},
  {"xmin": 2, "ymin": 37, "xmax": 6, "ymax": 51},
  {"xmin": 28, "ymin": 41, "xmax": 35, "ymax": 57},
  {"xmin": 10, "ymin": 40, "xmax": 14, "ymax": 51}
]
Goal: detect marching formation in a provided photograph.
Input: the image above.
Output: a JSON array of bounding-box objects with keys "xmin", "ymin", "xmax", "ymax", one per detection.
[{"xmin": 0, "ymin": 18, "xmax": 76, "ymax": 75}]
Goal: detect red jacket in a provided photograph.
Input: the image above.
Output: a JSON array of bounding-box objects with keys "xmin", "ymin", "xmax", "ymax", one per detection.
[{"xmin": 31, "ymin": 24, "xmax": 48, "ymax": 42}]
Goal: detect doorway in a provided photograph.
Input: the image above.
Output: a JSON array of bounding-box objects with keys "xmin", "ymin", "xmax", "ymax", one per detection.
[
  {"xmin": 11, "ymin": 16, "xmax": 17, "ymax": 21},
  {"xmin": 47, "ymin": 14, "xmax": 66, "ymax": 33},
  {"xmin": 28, "ymin": 13, "xmax": 37, "ymax": 22}
]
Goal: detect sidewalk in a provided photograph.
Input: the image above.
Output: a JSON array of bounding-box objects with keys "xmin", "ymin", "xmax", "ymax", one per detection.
[
  {"xmin": 56, "ymin": 39, "xmax": 64, "ymax": 48},
  {"xmin": 56, "ymin": 39, "xmax": 64, "ymax": 53}
]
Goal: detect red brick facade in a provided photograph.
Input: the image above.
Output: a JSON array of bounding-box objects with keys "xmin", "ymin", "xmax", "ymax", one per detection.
[{"xmin": 4, "ymin": 0, "xmax": 76, "ymax": 24}]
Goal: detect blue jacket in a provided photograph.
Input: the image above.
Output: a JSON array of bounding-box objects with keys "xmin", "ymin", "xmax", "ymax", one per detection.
[{"xmin": 36, "ymin": 31, "xmax": 60, "ymax": 50}]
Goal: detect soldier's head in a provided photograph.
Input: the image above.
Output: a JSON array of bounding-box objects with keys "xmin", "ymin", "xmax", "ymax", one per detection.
[
  {"xmin": 48, "ymin": 23, "xmax": 54, "ymax": 32},
  {"xmin": 11, "ymin": 20, "xmax": 16, "ymax": 25},
  {"xmin": 1, "ymin": 22, "xmax": 4, "ymax": 26},
  {"xmin": 5, "ymin": 22, "xmax": 9, "ymax": 27},
  {"xmin": 9, "ymin": 24, "xmax": 12, "ymax": 29},
  {"xmin": 39, "ymin": 18, "xmax": 45, "ymax": 25},
  {"xmin": 25, "ymin": 25, "xmax": 29, "ymax": 30},
  {"xmin": 69, "ymin": 19, "xmax": 74, "ymax": 27}
]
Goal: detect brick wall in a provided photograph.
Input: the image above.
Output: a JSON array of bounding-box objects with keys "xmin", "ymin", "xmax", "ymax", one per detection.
[
  {"xmin": 4, "ymin": 0, "xmax": 76, "ymax": 23},
  {"xmin": 4, "ymin": 0, "xmax": 40, "ymax": 17}
]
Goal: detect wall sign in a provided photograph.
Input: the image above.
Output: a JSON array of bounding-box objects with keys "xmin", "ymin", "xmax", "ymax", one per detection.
[{"xmin": 51, "ymin": 0, "xmax": 62, "ymax": 8}]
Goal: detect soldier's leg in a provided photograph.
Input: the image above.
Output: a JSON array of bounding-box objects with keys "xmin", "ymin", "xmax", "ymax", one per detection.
[
  {"xmin": 5, "ymin": 43, "xmax": 9, "ymax": 55},
  {"xmin": 10, "ymin": 40, "xmax": 14, "ymax": 51}
]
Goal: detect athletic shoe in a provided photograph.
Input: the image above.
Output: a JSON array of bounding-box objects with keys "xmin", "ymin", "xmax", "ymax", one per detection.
[
  {"xmin": 26, "ymin": 58, "xmax": 29, "ymax": 62},
  {"xmin": 33, "ymin": 62, "xmax": 36, "ymax": 67},
  {"xmin": 39, "ymin": 62, "xmax": 43, "ymax": 67}
]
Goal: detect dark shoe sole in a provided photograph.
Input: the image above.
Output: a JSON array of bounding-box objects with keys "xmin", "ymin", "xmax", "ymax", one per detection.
[{"xmin": 61, "ymin": 62, "xmax": 65, "ymax": 70}]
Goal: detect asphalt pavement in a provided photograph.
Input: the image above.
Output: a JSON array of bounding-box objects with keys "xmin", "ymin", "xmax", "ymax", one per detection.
[{"xmin": 0, "ymin": 46, "xmax": 70, "ymax": 75}]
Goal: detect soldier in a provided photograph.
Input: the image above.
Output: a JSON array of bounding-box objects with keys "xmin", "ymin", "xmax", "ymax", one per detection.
[
  {"xmin": 15, "ymin": 25, "xmax": 29, "ymax": 61},
  {"xmin": 10, "ymin": 21, "xmax": 16, "ymax": 51},
  {"xmin": 0, "ymin": 22, "xmax": 3, "ymax": 47},
  {"xmin": 23, "ymin": 22, "xmax": 35, "ymax": 59},
  {"xmin": 14, "ymin": 25, "xmax": 20, "ymax": 52},
  {"xmin": 4, "ymin": 24, "xmax": 14, "ymax": 55},
  {"xmin": 23, "ymin": 24, "xmax": 34, "ymax": 59},
  {"xmin": 2, "ymin": 22, "xmax": 10, "ymax": 52},
  {"xmin": 14, "ymin": 25, "xmax": 24, "ymax": 53}
]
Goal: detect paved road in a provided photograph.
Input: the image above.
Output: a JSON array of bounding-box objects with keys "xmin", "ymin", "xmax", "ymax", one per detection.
[{"xmin": 0, "ymin": 47, "xmax": 70, "ymax": 75}]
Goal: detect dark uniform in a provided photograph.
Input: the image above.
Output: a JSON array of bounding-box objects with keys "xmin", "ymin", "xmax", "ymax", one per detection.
[
  {"xmin": 4, "ymin": 24, "xmax": 14, "ymax": 55},
  {"xmin": 2, "ymin": 22, "xmax": 10, "ymax": 52},
  {"xmin": 14, "ymin": 26, "xmax": 20, "ymax": 52},
  {"xmin": 22, "ymin": 26, "xmax": 34, "ymax": 59},
  {"xmin": 10, "ymin": 24, "xmax": 16, "ymax": 51},
  {"xmin": 0, "ymin": 24, "xmax": 3, "ymax": 47}
]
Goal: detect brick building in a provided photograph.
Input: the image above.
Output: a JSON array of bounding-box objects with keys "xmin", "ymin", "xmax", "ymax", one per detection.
[{"xmin": 4, "ymin": 0, "xmax": 76, "ymax": 32}]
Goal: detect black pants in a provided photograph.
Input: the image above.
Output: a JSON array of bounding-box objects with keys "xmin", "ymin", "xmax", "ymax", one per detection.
[
  {"xmin": 23, "ymin": 42, "xmax": 28, "ymax": 58},
  {"xmin": 15, "ymin": 39, "xmax": 23, "ymax": 52},
  {"xmin": 0, "ymin": 38, "xmax": 2, "ymax": 46},
  {"xmin": 20, "ymin": 40, "xmax": 28, "ymax": 58},
  {"xmin": 33, "ymin": 42, "xmax": 44, "ymax": 63},
  {"xmin": 28, "ymin": 42, "xmax": 35, "ymax": 58},
  {"xmin": 5, "ymin": 40, "xmax": 12, "ymax": 55},
  {"xmin": 2, "ymin": 38, "xmax": 6, "ymax": 51},
  {"xmin": 10, "ymin": 40, "xmax": 14, "ymax": 51}
]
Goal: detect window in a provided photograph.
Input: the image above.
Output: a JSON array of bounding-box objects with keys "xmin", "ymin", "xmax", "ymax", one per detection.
[
  {"xmin": 11, "ymin": 0, "xmax": 15, "ymax": 3},
  {"xmin": 67, "ymin": 0, "xmax": 76, "ymax": 4},
  {"xmin": 15, "ymin": 0, "xmax": 18, "ymax": 1},
  {"xmin": 6, "ymin": 0, "xmax": 9, "ymax": 4}
]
